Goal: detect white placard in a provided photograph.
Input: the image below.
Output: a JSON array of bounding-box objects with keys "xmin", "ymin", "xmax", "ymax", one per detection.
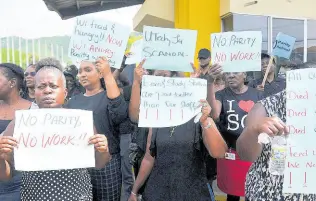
[
  {"xmin": 283, "ymin": 68, "xmax": 316, "ymax": 193},
  {"xmin": 138, "ymin": 75, "xmax": 207, "ymax": 127},
  {"xmin": 211, "ymin": 31, "xmax": 262, "ymax": 72},
  {"xmin": 68, "ymin": 17, "xmax": 130, "ymax": 69},
  {"xmin": 142, "ymin": 26, "xmax": 197, "ymax": 72},
  {"xmin": 125, "ymin": 39, "xmax": 143, "ymax": 64},
  {"xmin": 14, "ymin": 109, "xmax": 95, "ymax": 171}
]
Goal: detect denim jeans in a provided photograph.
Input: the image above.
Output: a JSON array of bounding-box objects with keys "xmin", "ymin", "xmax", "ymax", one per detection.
[{"xmin": 120, "ymin": 134, "xmax": 134, "ymax": 201}]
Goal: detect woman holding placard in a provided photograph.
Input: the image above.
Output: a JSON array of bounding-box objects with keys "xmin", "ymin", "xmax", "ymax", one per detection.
[
  {"xmin": 0, "ymin": 58, "xmax": 111, "ymax": 201},
  {"xmin": 66, "ymin": 57, "xmax": 128, "ymax": 201},
  {"xmin": 207, "ymin": 65, "xmax": 263, "ymax": 201},
  {"xmin": 128, "ymin": 61, "xmax": 227, "ymax": 201}
]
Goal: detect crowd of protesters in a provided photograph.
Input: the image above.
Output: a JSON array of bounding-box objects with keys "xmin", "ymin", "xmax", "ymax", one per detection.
[{"xmin": 0, "ymin": 45, "xmax": 314, "ymax": 201}]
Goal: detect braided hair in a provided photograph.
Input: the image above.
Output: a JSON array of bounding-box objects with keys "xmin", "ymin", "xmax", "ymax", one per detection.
[{"xmin": 0, "ymin": 63, "xmax": 27, "ymax": 98}]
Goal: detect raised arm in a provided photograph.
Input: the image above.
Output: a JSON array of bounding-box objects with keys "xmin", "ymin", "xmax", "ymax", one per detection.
[
  {"xmin": 0, "ymin": 120, "xmax": 16, "ymax": 181},
  {"xmin": 96, "ymin": 57, "xmax": 128, "ymax": 125},
  {"xmin": 236, "ymin": 103, "xmax": 265, "ymax": 162},
  {"xmin": 129, "ymin": 128, "xmax": 155, "ymax": 200},
  {"xmin": 200, "ymin": 100, "xmax": 227, "ymax": 158},
  {"xmin": 129, "ymin": 60, "xmax": 146, "ymax": 123},
  {"xmin": 207, "ymin": 64, "xmax": 223, "ymax": 120}
]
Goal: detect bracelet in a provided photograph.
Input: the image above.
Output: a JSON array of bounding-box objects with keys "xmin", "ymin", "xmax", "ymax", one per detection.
[
  {"xmin": 131, "ymin": 191, "xmax": 137, "ymax": 196},
  {"xmin": 202, "ymin": 119, "xmax": 212, "ymax": 129}
]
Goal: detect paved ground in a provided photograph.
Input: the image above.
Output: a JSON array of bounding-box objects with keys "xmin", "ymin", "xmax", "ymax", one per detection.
[{"xmin": 121, "ymin": 180, "xmax": 244, "ymax": 201}]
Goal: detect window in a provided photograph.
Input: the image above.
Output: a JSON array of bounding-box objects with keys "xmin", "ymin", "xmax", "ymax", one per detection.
[
  {"xmin": 222, "ymin": 14, "xmax": 268, "ymax": 52},
  {"xmin": 272, "ymin": 18, "xmax": 304, "ymax": 62},
  {"xmin": 307, "ymin": 20, "xmax": 316, "ymax": 62}
]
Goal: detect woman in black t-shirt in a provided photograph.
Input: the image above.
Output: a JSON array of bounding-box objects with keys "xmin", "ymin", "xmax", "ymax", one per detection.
[
  {"xmin": 207, "ymin": 65, "xmax": 263, "ymax": 201},
  {"xmin": 66, "ymin": 57, "xmax": 128, "ymax": 201}
]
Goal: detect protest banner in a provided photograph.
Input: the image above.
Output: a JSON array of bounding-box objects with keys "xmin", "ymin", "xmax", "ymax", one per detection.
[
  {"xmin": 283, "ymin": 68, "xmax": 316, "ymax": 194},
  {"xmin": 68, "ymin": 17, "xmax": 130, "ymax": 69},
  {"xmin": 211, "ymin": 31, "xmax": 262, "ymax": 72},
  {"xmin": 272, "ymin": 32, "xmax": 296, "ymax": 59},
  {"xmin": 142, "ymin": 26, "xmax": 197, "ymax": 72},
  {"xmin": 125, "ymin": 39, "xmax": 143, "ymax": 64},
  {"xmin": 138, "ymin": 75, "xmax": 207, "ymax": 127},
  {"xmin": 13, "ymin": 109, "xmax": 95, "ymax": 171}
]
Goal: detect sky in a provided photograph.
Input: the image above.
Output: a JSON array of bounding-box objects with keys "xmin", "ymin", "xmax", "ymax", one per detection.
[{"xmin": 0, "ymin": 0, "xmax": 141, "ymax": 39}]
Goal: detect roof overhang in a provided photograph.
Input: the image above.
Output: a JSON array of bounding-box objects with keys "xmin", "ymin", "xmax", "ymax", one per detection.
[{"xmin": 42, "ymin": 0, "xmax": 145, "ymax": 20}]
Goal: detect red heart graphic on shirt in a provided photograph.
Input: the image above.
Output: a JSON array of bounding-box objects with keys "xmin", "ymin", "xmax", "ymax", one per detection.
[{"xmin": 238, "ymin": 100, "xmax": 255, "ymax": 113}]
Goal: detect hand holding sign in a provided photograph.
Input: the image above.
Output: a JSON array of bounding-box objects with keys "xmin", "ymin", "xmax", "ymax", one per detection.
[
  {"xmin": 256, "ymin": 84, "xmax": 264, "ymax": 91},
  {"xmin": 96, "ymin": 57, "xmax": 111, "ymax": 77},
  {"xmin": 0, "ymin": 136, "xmax": 17, "ymax": 161},
  {"xmin": 199, "ymin": 99, "xmax": 212, "ymax": 123},
  {"xmin": 89, "ymin": 134, "xmax": 109, "ymax": 153},
  {"xmin": 208, "ymin": 64, "xmax": 223, "ymax": 82}
]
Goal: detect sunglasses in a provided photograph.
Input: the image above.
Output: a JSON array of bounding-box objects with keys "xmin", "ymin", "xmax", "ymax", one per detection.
[{"xmin": 24, "ymin": 72, "xmax": 36, "ymax": 77}]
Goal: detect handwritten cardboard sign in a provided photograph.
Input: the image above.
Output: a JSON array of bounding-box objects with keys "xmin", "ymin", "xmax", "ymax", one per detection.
[
  {"xmin": 272, "ymin": 32, "xmax": 296, "ymax": 59},
  {"xmin": 13, "ymin": 109, "xmax": 95, "ymax": 171},
  {"xmin": 283, "ymin": 68, "xmax": 316, "ymax": 193},
  {"xmin": 138, "ymin": 75, "xmax": 207, "ymax": 127},
  {"xmin": 211, "ymin": 31, "xmax": 262, "ymax": 72},
  {"xmin": 68, "ymin": 17, "xmax": 130, "ymax": 69},
  {"xmin": 125, "ymin": 39, "xmax": 143, "ymax": 64},
  {"xmin": 142, "ymin": 26, "xmax": 197, "ymax": 72}
]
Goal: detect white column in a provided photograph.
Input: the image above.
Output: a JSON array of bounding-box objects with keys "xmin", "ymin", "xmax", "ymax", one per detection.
[
  {"xmin": 26, "ymin": 38, "xmax": 29, "ymax": 66},
  {"xmin": 45, "ymin": 41, "xmax": 48, "ymax": 58},
  {"xmin": 32, "ymin": 39, "xmax": 35, "ymax": 64},
  {"xmin": 19, "ymin": 37, "xmax": 22, "ymax": 67},
  {"xmin": 38, "ymin": 39, "xmax": 41, "ymax": 60},
  {"xmin": 51, "ymin": 43, "xmax": 54, "ymax": 57},
  {"xmin": 56, "ymin": 44, "xmax": 59, "ymax": 60},
  {"xmin": 11, "ymin": 37, "xmax": 15, "ymax": 64},
  {"xmin": 6, "ymin": 37, "xmax": 10, "ymax": 62},
  {"xmin": 61, "ymin": 46, "xmax": 64, "ymax": 64}
]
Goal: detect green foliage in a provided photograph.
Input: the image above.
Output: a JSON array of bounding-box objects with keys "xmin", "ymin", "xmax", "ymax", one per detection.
[{"xmin": 0, "ymin": 48, "xmax": 33, "ymax": 69}]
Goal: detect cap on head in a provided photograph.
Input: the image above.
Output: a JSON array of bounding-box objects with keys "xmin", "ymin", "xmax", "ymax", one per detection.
[{"xmin": 198, "ymin": 48, "xmax": 211, "ymax": 59}]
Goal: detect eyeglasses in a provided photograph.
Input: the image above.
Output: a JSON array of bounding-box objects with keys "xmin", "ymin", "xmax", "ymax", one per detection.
[{"xmin": 24, "ymin": 72, "xmax": 36, "ymax": 77}]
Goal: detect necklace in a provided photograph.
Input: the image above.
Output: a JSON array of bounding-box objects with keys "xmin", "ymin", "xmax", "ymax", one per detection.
[
  {"xmin": 0, "ymin": 99, "xmax": 21, "ymax": 119},
  {"xmin": 84, "ymin": 88, "xmax": 103, "ymax": 97},
  {"xmin": 170, "ymin": 126, "xmax": 177, "ymax": 137}
]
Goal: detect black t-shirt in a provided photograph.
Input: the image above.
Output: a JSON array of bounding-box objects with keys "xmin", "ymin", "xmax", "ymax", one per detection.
[
  {"xmin": 248, "ymin": 76, "xmax": 286, "ymax": 98},
  {"xmin": 215, "ymin": 87, "xmax": 264, "ymax": 149},
  {"xmin": 65, "ymin": 91, "xmax": 128, "ymax": 155}
]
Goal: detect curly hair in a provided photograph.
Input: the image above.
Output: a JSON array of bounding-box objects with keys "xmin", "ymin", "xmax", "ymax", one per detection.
[
  {"xmin": 35, "ymin": 57, "xmax": 66, "ymax": 88},
  {"xmin": 0, "ymin": 63, "xmax": 27, "ymax": 98},
  {"xmin": 35, "ymin": 57, "xmax": 64, "ymax": 72}
]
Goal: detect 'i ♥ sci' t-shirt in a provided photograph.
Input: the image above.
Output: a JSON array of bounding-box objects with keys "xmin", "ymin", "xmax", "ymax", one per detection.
[{"xmin": 215, "ymin": 87, "xmax": 263, "ymax": 149}]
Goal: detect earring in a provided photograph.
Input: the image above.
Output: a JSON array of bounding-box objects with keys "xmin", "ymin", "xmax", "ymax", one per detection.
[{"xmin": 10, "ymin": 85, "xmax": 13, "ymax": 88}]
